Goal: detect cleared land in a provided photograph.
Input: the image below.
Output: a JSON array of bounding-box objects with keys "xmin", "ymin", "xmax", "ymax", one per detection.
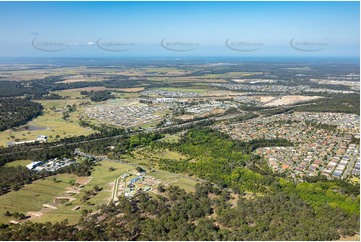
[
  {"xmin": 202, "ymin": 71, "xmax": 262, "ymax": 79},
  {"xmin": 53, "ymin": 90, "xmax": 85, "ymax": 98},
  {"xmin": 121, "ymin": 147, "xmax": 199, "ymax": 193},
  {"xmin": 262, "ymin": 95, "xmax": 322, "ymax": 107},
  {"xmin": 127, "ymin": 147, "xmax": 188, "ymax": 168},
  {"xmin": 0, "ymin": 99, "xmax": 95, "ymax": 147},
  {"xmin": 59, "ymin": 86, "xmax": 145, "ymax": 92},
  {"xmin": 4, "ymin": 160, "xmax": 31, "ymax": 167},
  {"xmin": 31, "ymin": 160, "xmax": 135, "ymax": 225},
  {"xmin": 0, "ymin": 174, "xmax": 78, "ymax": 224}
]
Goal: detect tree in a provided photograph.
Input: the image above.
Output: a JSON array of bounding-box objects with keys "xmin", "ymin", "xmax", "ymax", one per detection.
[
  {"xmin": 157, "ymin": 184, "xmax": 165, "ymax": 193},
  {"xmin": 136, "ymin": 166, "xmax": 145, "ymax": 173}
]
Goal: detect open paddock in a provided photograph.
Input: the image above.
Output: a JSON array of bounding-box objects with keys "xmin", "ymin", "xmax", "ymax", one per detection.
[
  {"xmin": 59, "ymin": 86, "xmax": 145, "ymax": 93},
  {"xmin": 262, "ymin": 95, "xmax": 323, "ymax": 107},
  {"xmin": 0, "ymin": 99, "xmax": 95, "ymax": 147},
  {"xmin": 0, "ymin": 174, "xmax": 78, "ymax": 224}
]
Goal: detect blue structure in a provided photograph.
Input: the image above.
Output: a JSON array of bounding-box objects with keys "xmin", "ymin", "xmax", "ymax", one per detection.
[{"xmin": 128, "ymin": 176, "xmax": 143, "ymax": 185}]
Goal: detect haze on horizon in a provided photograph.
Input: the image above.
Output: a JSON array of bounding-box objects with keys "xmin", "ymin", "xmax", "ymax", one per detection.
[{"xmin": 0, "ymin": 1, "xmax": 359, "ymax": 58}]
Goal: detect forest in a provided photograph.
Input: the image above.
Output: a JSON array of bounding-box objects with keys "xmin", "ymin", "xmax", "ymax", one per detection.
[
  {"xmin": 0, "ymin": 122, "xmax": 358, "ymax": 240},
  {"xmin": 0, "ymin": 124, "xmax": 127, "ymax": 165},
  {"xmin": 145, "ymin": 128, "xmax": 359, "ymax": 215},
  {"xmin": 0, "ymin": 81, "xmax": 48, "ymax": 98},
  {"xmin": 294, "ymin": 93, "xmax": 360, "ymax": 115},
  {"xmin": 0, "ymin": 98, "xmax": 43, "ymax": 131},
  {"xmin": 0, "ymin": 183, "xmax": 358, "ymax": 240},
  {"xmin": 80, "ymin": 90, "xmax": 115, "ymax": 102}
]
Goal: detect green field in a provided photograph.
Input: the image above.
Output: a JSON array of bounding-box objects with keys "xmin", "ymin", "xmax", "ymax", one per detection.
[
  {"xmin": 124, "ymin": 147, "xmax": 188, "ymax": 169},
  {"xmin": 0, "ymin": 99, "xmax": 95, "ymax": 147},
  {"xmin": 202, "ymin": 71, "xmax": 262, "ymax": 79},
  {"xmin": 4, "ymin": 160, "xmax": 31, "ymax": 167},
  {"xmin": 53, "ymin": 90, "xmax": 85, "ymax": 98},
  {"xmin": 151, "ymin": 170, "xmax": 198, "ymax": 193},
  {"xmin": 158, "ymin": 87, "xmax": 211, "ymax": 93},
  {"xmin": 122, "ymin": 148, "xmax": 198, "ymax": 193},
  {"xmin": 32, "ymin": 160, "xmax": 135, "ymax": 225},
  {"xmin": 159, "ymin": 133, "xmax": 182, "ymax": 143},
  {"xmin": 0, "ymin": 173, "xmax": 78, "ymax": 224},
  {"xmin": 0, "ymin": 134, "xmax": 198, "ymax": 225}
]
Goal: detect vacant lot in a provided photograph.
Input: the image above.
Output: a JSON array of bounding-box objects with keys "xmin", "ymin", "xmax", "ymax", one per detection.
[
  {"xmin": 263, "ymin": 95, "xmax": 322, "ymax": 107},
  {"xmin": 151, "ymin": 170, "xmax": 199, "ymax": 193}
]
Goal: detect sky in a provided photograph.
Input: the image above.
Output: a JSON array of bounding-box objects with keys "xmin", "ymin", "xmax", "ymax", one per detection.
[{"xmin": 0, "ymin": 1, "xmax": 359, "ymax": 58}]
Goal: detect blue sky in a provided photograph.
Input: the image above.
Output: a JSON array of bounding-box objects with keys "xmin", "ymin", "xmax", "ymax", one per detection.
[{"xmin": 0, "ymin": 1, "xmax": 359, "ymax": 57}]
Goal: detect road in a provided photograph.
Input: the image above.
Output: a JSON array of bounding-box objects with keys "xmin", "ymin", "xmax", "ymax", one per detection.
[
  {"xmin": 342, "ymin": 156, "xmax": 357, "ymax": 180},
  {"xmin": 109, "ymin": 174, "xmax": 122, "ymax": 205},
  {"xmin": 0, "ymin": 112, "xmax": 258, "ymax": 158}
]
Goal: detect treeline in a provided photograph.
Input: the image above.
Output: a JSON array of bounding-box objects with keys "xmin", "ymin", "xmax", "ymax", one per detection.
[
  {"xmin": 158, "ymin": 119, "xmax": 216, "ymax": 134},
  {"xmin": 0, "ymin": 98, "xmax": 43, "ymax": 131},
  {"xmin": 294, "ymin": 93, "xmax": 360, "ymax": 115},
  {"xmin": 280, "ymin": 177, "xmax": 360, "ymax": 214},
  {"xmin": 0, "ymin": 166, "xmax": 34, "ymax": 194},
  {"xmin": 0, "ymin": 125, "xmax": 126, "ymax": 165},
  {"xmin": 0, "ymin": 158, "xmax": 97, "ymax": 196},
  {"xmin": 80, "ymin": 90, "xmax": 115, "ymax": 102},
  {"xmin": 77, "ymin": 132, "xmax": 164, "ymax": 158},
  {"xmin": 151, "ymin": 128, "xmax": 359, "ymax": 214},
  {"xmin": 260, "ymin": 107, "xmax": 294, "ymax": 116},
  {"xmin": 0, "ymin": 121, "xmax": 163, "ymax": 165},
  {"xmin": 40, "ymin": 93, "xmax": 64, "ymax": 100},
  {"xmin": 0, "ymin": 76, "xmax": 153, "ymax": 100},
  {"xmin": 238, "ymin": 138, "xmax": 293, "ymax": 153},
  {"xmin": 305, "ymin": 121, "xmax": 338, "ymax": 131},
  {"xmin": 153, "ymin": 128, "xmax": 289, "ymax": 191},
  {"xmin": 0, "ymin": 130, "xmax": 163, "ymax": 196},
  {"xmin": 0, "ymin": 81, "xmax": 48, "ymax": 98},
  {"xmin": 0, "ymin": 183, "xmax": 358, "ymax": 240},
  {"xmin": 225, "ymin": 112, "xmax": 259, "ymax": 124}
]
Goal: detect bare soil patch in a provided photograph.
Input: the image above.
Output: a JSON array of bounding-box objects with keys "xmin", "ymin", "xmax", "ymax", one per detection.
[
  {"xmin": 263, "ymin": 95, "xmax": 322, "ymax": 107},
  {"xmin": 76, "ymin": 177, "xmax": 92, "ymax": 186}
]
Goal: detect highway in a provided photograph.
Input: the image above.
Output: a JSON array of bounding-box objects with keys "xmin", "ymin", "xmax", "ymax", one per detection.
[{"xmin": 0, "ymin": 112, "xmax": 258, "ymax": 158}]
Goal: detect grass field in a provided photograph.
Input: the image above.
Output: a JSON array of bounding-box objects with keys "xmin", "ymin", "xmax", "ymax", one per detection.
[
  {"xmin": 118, "ymin": 92, "xmax": 141, "ymax": 99},
  {"xmin": 0, "ymin": 173, "xmax": 78, "ymax": 224},
  {"xmin": 4, "ymin": 160, "xmax": 31, "ymax": 167},
  {"xmin": 159, "ymin": 133, "xmax": 182, "ymax": 143},
  {"xmin": 0, "ymin": 99, "xmax": 95, "ymax": 147},
  {"xmin": 0, "ymin": 158, "xmax": 199, "ymax": 224},
  {"xmin": 122, "ymin": 147, "xmax": 198, "ymax": 193},
  {"xmin": 32, "ymin": 160, "xmax": 135, "ymax": 225},
  {"xmin": 151, "ymin": 170, "xmax": 198, "ymax": 193},
  {"xmin": 125, "ymin": 147, "xmax": 188, "ymax": 169},
  {"xmin": 202, "ymin": 71, "xmax": 262, "ymax": 79},
  {"xmin": 158, "ymin": 87, "xmax": 211, "ymax": 93},
  {"xmin": 53, "ymin": 90, "xmax": 85, "ymax": 98}
]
